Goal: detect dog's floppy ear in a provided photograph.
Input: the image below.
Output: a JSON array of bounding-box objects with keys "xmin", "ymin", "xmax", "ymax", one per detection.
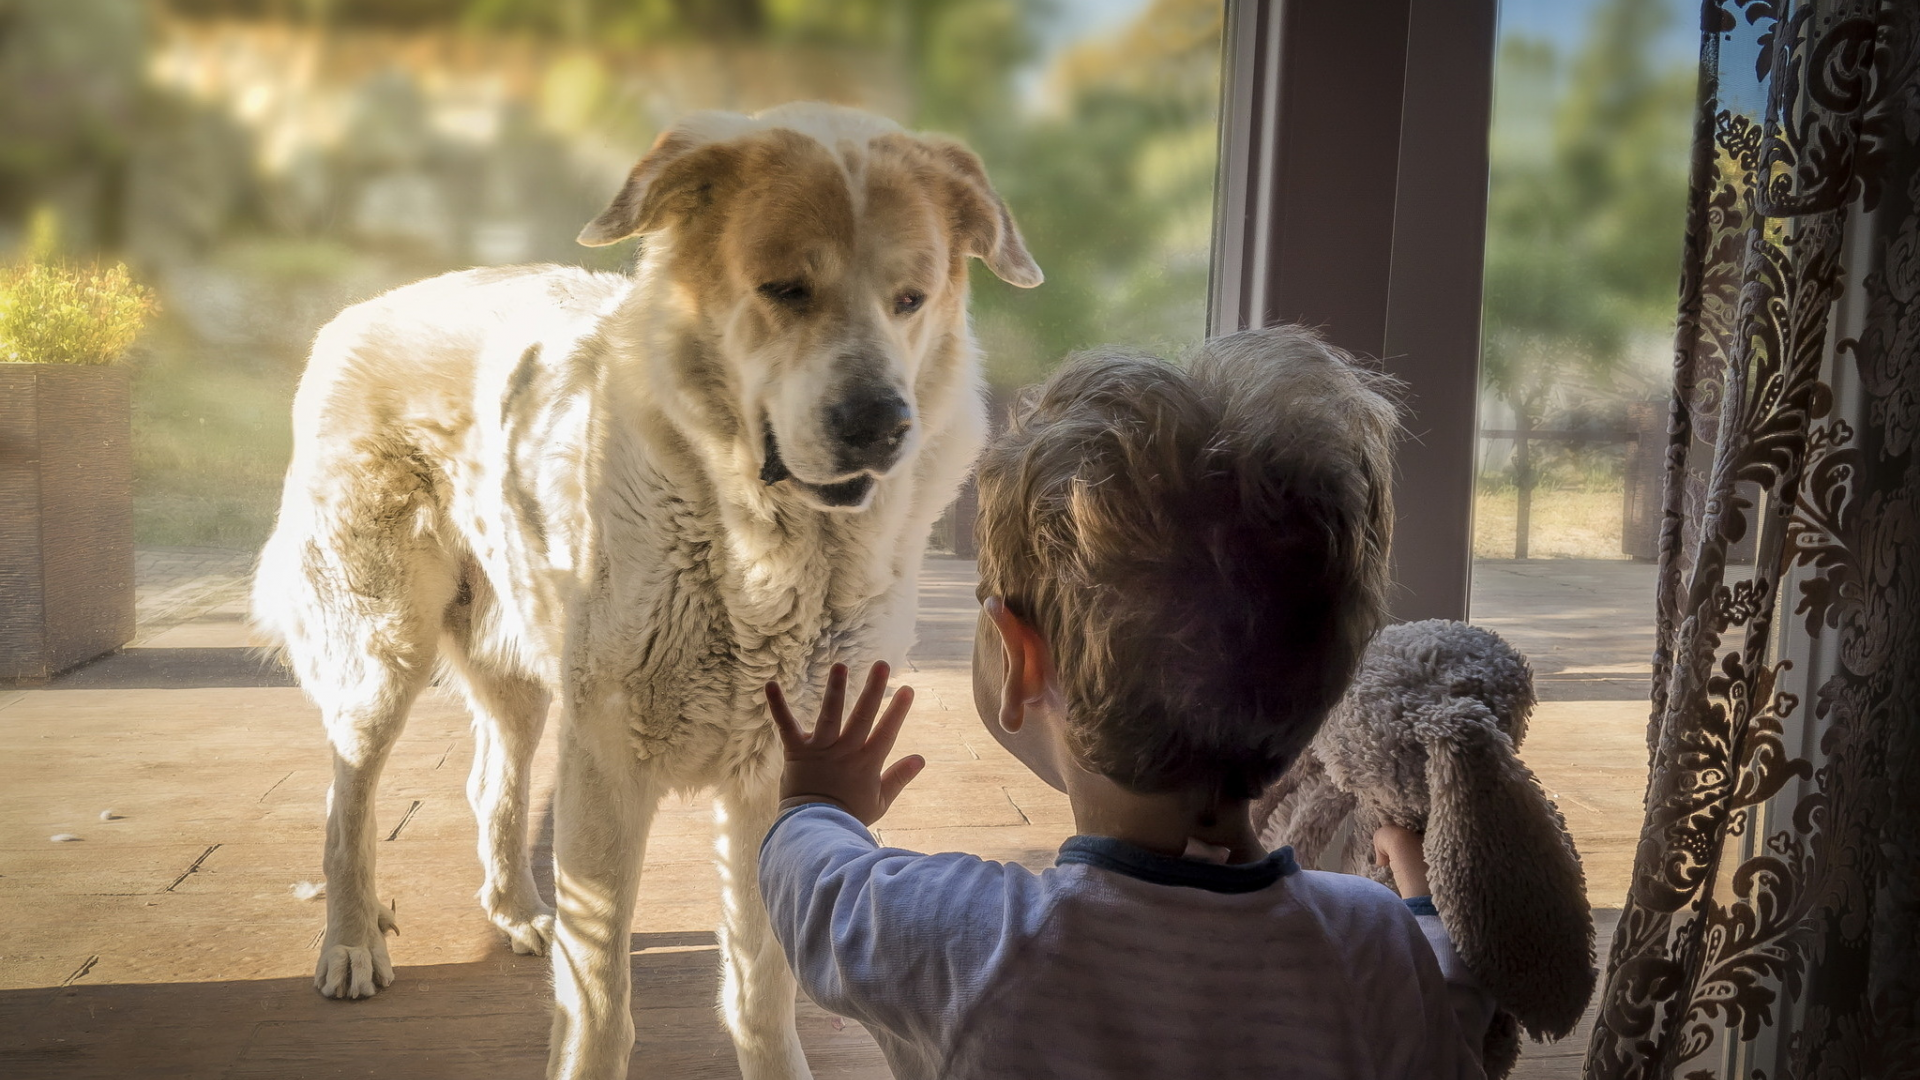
[
  {"xmin": 1420, "ymin": 702, "xmax": 1595, "ymax": 1042},
  {"xmin": 578, "ymin": 114, "xmax": 754, "ymax": 247},
  {"xmin": 923, "ymin": 138, "xmax": 1045, "ymax": 288}
]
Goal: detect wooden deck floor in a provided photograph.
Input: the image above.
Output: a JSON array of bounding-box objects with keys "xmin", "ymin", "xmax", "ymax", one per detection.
[{"xmin": 1, "ymin": 556, "xmax": 1654, "ymax": 1078}]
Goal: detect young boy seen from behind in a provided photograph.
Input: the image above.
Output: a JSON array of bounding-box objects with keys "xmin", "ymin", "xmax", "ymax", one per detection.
[{"xmin": 759, "ymin": 328, "xmax": 1490, "ymax": 1079}]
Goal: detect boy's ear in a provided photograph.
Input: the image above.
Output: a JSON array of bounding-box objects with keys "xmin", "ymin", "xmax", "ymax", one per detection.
[{"xmin": 983, "ymin": 597, "xmax": 1051, "ymax": 733}]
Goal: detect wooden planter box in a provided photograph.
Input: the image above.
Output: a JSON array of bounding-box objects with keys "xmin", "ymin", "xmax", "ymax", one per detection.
[{"xmin": 1, "ymin": 365, "xmax": 136, "ymax": 683}]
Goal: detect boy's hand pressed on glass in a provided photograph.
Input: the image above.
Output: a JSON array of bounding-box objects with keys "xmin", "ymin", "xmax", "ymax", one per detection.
[{"xmin": 766, "ymin": 662, "xmax": 925, "ymax": 826}]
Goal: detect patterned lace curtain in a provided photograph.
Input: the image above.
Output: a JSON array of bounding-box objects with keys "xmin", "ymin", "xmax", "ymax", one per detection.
[{"xmin": 1582, "ymin": 2, "xmax": 1920, "ymax": 1077}]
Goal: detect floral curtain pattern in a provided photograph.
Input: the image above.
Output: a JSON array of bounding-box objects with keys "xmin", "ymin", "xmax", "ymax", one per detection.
[{"xmin": 1584, "ymin": 1, "xmax": 1919, "ymax": 1078}]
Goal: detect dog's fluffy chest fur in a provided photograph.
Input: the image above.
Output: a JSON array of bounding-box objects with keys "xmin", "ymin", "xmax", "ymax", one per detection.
[
  {"xmin": 406, "ymin": 265, "xmax": 965, "ymax": 784},
  {"xmin": 569, "ymin": 426, "xmax": 915, "ymax": 780}
]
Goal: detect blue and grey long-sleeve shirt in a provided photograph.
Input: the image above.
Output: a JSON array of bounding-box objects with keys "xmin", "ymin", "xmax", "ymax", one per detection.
[{"xmin": 760, "ymin": 803, "xmax": 1491, "ymax": 1080}]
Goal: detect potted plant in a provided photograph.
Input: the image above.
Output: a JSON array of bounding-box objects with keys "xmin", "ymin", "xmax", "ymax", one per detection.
[{"xmin": 0, "ymin": 220, "xmax": 156, "ymax": 683}]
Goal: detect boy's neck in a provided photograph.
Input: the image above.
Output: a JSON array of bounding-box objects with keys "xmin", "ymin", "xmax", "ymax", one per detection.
[{"xmin": 1063, "ymin": 770, "xmax": 1265, "ymax": 864}]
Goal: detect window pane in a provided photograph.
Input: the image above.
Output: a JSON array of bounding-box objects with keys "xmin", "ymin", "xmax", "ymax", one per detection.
[
  {"xmin": 1470, "ymin": 0, "xmax": 1697, "ymax": 911},
  {"xmin": 0, "ymin": 1, "xmax": 1220, "ymax": 1059}
]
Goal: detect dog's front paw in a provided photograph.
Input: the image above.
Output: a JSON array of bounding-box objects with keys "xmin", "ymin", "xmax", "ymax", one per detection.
[
  {"xmin": 315, "ymin": 904, "xmax": 398, "ymax": 999},
  {"xmin": 492, "ymin": 904, "xmax": 556, "ymax": 956}
]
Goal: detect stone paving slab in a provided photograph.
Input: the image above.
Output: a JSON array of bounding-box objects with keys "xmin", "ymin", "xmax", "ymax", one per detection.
[
  {"xmin": 1, "ymin": 555, "xmax": 1658, "ymax": 1078},
  {"xmin": 132, "ymin": 547, "xmax": 257, "ymax": 644},
  {"xmin": 1470, "ymin": 558, "xmax": 1659, "ymax": 700}
]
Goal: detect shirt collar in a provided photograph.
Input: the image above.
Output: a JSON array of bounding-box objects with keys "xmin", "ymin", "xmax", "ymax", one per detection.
[{"xmin": 1055, "ymin": 835, "xmax": 1298, "ymax": 894}]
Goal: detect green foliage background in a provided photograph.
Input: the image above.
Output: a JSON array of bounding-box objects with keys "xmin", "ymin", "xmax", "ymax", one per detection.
[
  {"xmin": 1481, "ymin": 0, "xmax": 1695, "ymax": 430},
  {"xmin": 0, "ymin": 0, "xmax": 1696, "ymax": 547}
]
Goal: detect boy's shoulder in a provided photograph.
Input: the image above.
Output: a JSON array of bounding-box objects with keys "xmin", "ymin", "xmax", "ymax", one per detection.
[
  {"xmin": 1289, "ymin": 866, "xmax": 1403, "ymax": 900},
  {"xmin": 1283, "ymin": 866, "xmax": 1424, "ymax": 931}
]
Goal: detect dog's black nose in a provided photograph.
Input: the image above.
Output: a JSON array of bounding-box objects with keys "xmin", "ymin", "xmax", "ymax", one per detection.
[{"xmin": 827, "ymin": 386, "xmax": 912, "ymax": 470}]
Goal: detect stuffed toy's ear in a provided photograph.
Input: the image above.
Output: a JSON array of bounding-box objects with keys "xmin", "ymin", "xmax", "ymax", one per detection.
[
  {"xmin": 1254, "ymin": 748, "xmax": 1355, "ymax": 865},
  {"xmin": 1420, "ymin": 702, "xmax": 1595, "ymax": 1041},
  {"xmin": 1481, "ymin": 1009, "xmax": 1522, "ymax": 1080},
  {"xmin": 577, "ymin": 112, "xmax": 756, "ymax": 246}
]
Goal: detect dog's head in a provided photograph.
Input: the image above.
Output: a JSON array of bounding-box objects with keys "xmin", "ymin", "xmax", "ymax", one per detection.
[{"xmin": 581, "ymin": 103, "xmax": 1042, "ymax": 512}]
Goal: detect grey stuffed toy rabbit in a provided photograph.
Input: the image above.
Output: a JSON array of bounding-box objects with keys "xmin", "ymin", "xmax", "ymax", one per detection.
[{"xmin": 1255, "ymin": 620, "xmax": 1595, "ymax": 1077}]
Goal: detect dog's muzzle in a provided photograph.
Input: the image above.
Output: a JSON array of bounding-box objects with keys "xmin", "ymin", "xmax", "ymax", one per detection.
[
  {"xmin": 761, "ymin": 426, "xmax": 876, "ymax": 508},
  {"xmin": 826, "ymin": 385, "xmax": 912, "ymax": 474}
]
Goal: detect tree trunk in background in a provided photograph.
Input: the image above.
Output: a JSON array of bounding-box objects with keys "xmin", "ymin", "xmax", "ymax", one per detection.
[
  {"xmin": 1621, "ymin": 399, "xmax": 1664, "ymax": 560},
  {"xmin": 950, "ymin": 479, "xmax": 979, "ymax": 559},
  {"xmin": 1512, "ymin": 406, "xmax": 1533, "ymax": 560},
  {"xmin": 946, "ymin": 387, "xmax": 1016, "ymax": 561}
]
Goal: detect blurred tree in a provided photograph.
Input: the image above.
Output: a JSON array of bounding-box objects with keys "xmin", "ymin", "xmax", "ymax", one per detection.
[
  {"xmin": 926, "ymin": 0, "xmax": 1222, "ymax": 388},
  {"xmin": 139, "ymin": 0, "xmax": 1218, "ymax": 394},
  {"xmin": 1479, "ymin": 0, "xmax": 1695, "ymax": 555},
  {"xmin": 1556, "ymin": 0, "xmax": 1697, "ymax": 320},
  {"xmin": 4, "ymin": 0, "xmax": 1222, "ymax": 546},
  {"xmin": 0, "ymin": 0, "xmax": 147, "ymax": 250}
]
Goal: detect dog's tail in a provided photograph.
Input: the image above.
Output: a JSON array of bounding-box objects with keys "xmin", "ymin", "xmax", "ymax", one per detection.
[{"xmin": 247, "ymin": 523, "xmax": 296, "ymax": 676}]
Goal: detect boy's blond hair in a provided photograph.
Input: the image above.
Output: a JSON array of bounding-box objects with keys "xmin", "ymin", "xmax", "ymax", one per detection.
[{"xmin": 974, "ymin": 327, "xmax": 1399, "ymax": 800}]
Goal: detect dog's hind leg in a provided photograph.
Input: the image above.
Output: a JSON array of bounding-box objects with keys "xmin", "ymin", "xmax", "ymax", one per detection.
[
  {"xmin": 713, "ymin": 762, "xmax": 812, "ymax": 1080},
  {"xmin": 261, "ymin": 452, "xmax": 460, "ymax": 999},
  {"xmin": 300, "ymin": 609, "xmax": 443, "ymax": 999},
  {"xmin": 441, "ymin": 641, "xmax": 555, "ymax": 956}
]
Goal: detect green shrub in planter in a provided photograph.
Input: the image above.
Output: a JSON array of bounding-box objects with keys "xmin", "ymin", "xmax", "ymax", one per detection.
[
  {"xmin": 1, "ymin": 237, "xmax": 157, "ymax": 682},
  {"xmin": 0, "ymin": 259, "xmax": 156, "ymax": 366}
]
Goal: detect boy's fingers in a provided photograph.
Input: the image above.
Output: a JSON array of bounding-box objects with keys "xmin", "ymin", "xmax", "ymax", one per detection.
[
  {"xmin": 765, "ymin": 683, "xmax": 804, "ymax": 752},
  {"xmin": 843, "ymin": 661, "xmax": 891, "ymax": 745},
  {"xmin": 868, "ymin": 684, "xmax": 915, "ymax": 760},
  {"xmin": 1371, "ymin": 827, "xmax": 1395, "ymax": 868},
  {"xmin": 812, "ymin": 663, "xmax": 849, "ymax": 746},
  {"xmin": 878, "ymin": 754, "xmax": 926, "ymax": 810}
]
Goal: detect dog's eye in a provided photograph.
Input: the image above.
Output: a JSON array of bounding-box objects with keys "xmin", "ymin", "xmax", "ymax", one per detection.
[
  {"xmin": 893, "ymin": 290, "xmax": 925, "ymax": 316},
  {"xmin": 758, "ymin": 281, "xmax": 811, "ymax": 307}
]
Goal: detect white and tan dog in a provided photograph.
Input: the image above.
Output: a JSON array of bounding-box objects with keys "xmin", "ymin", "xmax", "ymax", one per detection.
[{"xmin": 252, "ymin": 102, "xmax": 1040, "ymax": 1078}]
